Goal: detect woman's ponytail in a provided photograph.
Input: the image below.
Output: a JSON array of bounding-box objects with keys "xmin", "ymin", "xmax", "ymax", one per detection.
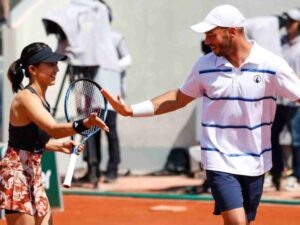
[{"xmin": 7, "ymin": 59, "xmax": 25, "ymax": 93}]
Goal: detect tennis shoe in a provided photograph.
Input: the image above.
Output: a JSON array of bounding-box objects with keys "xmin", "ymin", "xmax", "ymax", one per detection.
[
  {"xmin": 284, "ymin": 176, "xmax": 299, "ymax": 190},
  {"xmin": 104, "ymin": 173, "xmax": 117, "ymax": 183}
]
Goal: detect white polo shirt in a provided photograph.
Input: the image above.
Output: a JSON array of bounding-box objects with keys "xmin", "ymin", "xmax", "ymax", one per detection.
[{"xmin": 180, "ymin": 42, "xmax": 300, "ymax": 176}]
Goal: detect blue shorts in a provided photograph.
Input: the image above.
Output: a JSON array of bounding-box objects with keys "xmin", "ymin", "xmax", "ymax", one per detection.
[{"xmin": 206, "ymin": 170, "xmax": 265, "ymax": 221}]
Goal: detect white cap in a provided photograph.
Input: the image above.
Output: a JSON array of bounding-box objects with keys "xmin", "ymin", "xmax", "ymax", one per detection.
[
  {"xmin": 285, "ymin": 8, "xmax": 300, "ymax": 22},
  {"xmin": 190, "ymin": 5, "xmax": 245, "ymax": 33}
]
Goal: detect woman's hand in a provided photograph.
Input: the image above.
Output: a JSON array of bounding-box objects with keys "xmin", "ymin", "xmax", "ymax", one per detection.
[
  {"xmin": 101, "ymin": 89, "xmax": 132, "ymax": 116},
  {"xmin": 60, "ymin": 140, "xmax": 85, "ymax": 155},
  {"xmin": 84, "ymin": 113, "xmax": 110, "ymax": 132},
  {"xmin": 45, "ymin": 140, "xmax": 85, "ymax": 154}
]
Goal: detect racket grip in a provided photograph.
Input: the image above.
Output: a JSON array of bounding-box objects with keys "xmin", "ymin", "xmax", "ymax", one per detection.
[{"xmin": 63, "ymin": 153, "xmax": 78, "ymax": 188}]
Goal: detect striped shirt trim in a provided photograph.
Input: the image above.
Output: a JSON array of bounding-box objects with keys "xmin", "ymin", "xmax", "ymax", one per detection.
[
  {"xmin": 201, "ymin": 147, "xmax": 272, "ymax": 157},
  {"xmin": 199, "ymin": 69, "xmax": 232, "ymax": 74},
  {"xmin": 198, "ymin": 68, "xmax": 276, "ymax": 75},
  {"xmin": 203, "ymin": 93, "xmax": 277, "ymax": 102},
  {"xmin": 202, "ymin": 122, "xmax": 273, "ymax": 130},
  {"xmin": 241, "ymin": 68, "xmax": 276, "ymax": 75}
]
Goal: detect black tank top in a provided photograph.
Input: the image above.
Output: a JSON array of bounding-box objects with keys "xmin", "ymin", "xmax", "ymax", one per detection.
[{"xmin": 8, "ymin": 86, "xmax": 51, "ymax": 153}]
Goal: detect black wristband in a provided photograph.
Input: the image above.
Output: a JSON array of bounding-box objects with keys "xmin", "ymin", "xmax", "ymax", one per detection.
[{"xmin": 72, "ymin": 119, "xmax": 89, "ymax": 133}]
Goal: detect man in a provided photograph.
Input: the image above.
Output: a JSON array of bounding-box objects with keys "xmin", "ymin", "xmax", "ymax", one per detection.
[
  {"xmin": 272, "ymin": 7, "xmax": 300, "ymax": 190},
  {"xmin": 102, "ymin": 5, "xmax": 300, "ymax": 225}
]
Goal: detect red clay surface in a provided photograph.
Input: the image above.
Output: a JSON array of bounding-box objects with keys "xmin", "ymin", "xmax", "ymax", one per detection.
[
  {"xmin": 1, "ymin": 195, "xmax": 299, "ymax": 225},
  {"xmin": 65, "ymin": 175, "xmax": 300, "ymax": 201}
]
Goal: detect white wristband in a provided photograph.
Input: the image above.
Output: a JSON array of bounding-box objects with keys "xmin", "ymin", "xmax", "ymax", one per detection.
[{"xmin": 131, "ymin": 100, "xmax": 154, "ymax": 117}]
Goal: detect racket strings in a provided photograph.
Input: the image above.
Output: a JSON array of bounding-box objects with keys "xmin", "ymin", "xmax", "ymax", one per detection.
[{"xmin": 66, "ymin": 80, "xmax": 105, "ymax": 136}]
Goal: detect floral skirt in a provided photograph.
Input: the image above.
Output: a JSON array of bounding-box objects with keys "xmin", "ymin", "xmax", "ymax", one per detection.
[{"xmin": 0, "ymin": 146, "xmax": 50, "ymax": 217}]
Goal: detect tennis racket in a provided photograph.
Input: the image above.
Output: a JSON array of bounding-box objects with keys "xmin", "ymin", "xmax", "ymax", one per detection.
[{"xmin": 63, "ymin": 78, "xmax": 107, "ymax": 188}]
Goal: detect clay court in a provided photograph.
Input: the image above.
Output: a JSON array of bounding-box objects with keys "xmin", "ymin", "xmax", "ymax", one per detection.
[
  {"xmin": 1, "ymin": 195, "xmax": 299, "ymax": 225},
  {"xmin": 0, "ymin": 175, "xmax": 299, "ymax": 225},
  {"xmin": 57, "ymin": 195, "xmax": 300, "ymax": 225}
]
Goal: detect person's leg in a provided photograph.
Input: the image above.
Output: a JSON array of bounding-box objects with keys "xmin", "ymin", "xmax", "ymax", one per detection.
[
  {"xmin": 292, "ymin": 148, "xmax": 300, "ymax": 180},
  {"xmin": 105, "ymin": 111, "xmax": 120, "ymax": 182},
  {"xmin": 6, "ymin": 212, "xmax": 53, "ymax": 225},
  {"xmin": 270, "ymin": 105, "xmax": 288, "ymax": 190},
  {"xmin": 35, "ymin": 212, "xmax": 53, "ymax": 225},
  {"xmin": 6, "ymin": 212, "xmax": 35, "ymax": 225},
  {"xmin": 222, "ymin": 208, "xmax": 248, "ymax": 225},
  {"xmin": 85, "ymin": 67, "xmax": 102, "ymax": 185},
  {"xmin": 84, "ymin": 131, "xmax": 101, "ymax": 187},
  {"xmin": 241, "ymin": 174, "xmax": 265, "ymax": 223},
  {"xmin": 290, "ymin": 108, "xmax": 300, "ymax": 182},
  {"xmin": 206, "ymin": 171, "xmax": 248, "ymax": 225}
]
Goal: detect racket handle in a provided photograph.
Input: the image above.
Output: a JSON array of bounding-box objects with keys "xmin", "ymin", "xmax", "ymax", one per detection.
[{"xmin": 63, "ymin": 153, "xmax": 78, "ymax": 188}]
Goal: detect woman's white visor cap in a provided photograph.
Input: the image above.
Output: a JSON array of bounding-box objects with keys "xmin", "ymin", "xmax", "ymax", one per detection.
[{"xmin": 190, "ymin": 5, "xmax": 245, "ymax": 33}]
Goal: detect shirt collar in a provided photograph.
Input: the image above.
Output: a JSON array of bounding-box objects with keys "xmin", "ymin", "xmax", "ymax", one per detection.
[
  {"xmin": 215, "ymin": 55, "xmax": 230, "ymax": 67},
  {"xmin": 215, "ymin": 40, "xmax": 261, "ymax": 67},
  {"xmin": 243, "ymin": 41, "xmax": 261, "ymax": 65}
]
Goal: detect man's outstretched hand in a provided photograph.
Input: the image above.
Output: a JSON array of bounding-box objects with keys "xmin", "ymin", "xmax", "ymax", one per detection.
[{"xmin": 101, "ymin": 89, "xmax": 133, "ymax": 117}]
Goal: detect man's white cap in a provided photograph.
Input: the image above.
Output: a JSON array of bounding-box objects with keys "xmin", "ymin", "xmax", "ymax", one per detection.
[
  {"xmin": 190, "ymin": 5, "xmax": 245, "ymax": 33},
  {"xmin": 285, "ymin": 8, "xmax": 300, "ymax": 22}
]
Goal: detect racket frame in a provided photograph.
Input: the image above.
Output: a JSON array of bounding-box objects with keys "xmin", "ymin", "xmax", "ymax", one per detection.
[{"xmin": 63, "ymin": 78, "xmax": 107, "ymax": 188}]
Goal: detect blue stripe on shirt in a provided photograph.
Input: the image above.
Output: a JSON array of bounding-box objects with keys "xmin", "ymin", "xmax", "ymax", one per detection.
[
  {"xmin": 201, "ymin": 147, "xmax": 272, "ymax": 157},
  {"xmin": 202, "ymin": 122, "xmax": 273, "ymax": 130},
  {"xmin": 198, "ymin": 68, "xmax": 276, "ymax": 75},
  {"xmin": 199, "ymin": 69, "xmax": 232, "ymax": 74},
  {"xmin": 203, "ymin": 93, "xmax": 277, "ymax": 102},
  {"xmin": 241, "ymin": 68, "xmax": 276, "ymax": 75}
]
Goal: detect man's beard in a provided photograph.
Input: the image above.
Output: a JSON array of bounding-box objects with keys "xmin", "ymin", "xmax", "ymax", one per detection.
[{"xmin": 214, "ymin": 35, "xmax": 232, "ymax": 57}]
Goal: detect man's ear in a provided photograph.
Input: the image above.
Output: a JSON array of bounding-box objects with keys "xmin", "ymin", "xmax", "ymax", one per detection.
[
  {"xmin": 228, "ymin": 27, "xmax": 238, "ymax": 36},
  {"xmin": 227, "ymin": 27, "xmax": 242, "ymax": 40}
]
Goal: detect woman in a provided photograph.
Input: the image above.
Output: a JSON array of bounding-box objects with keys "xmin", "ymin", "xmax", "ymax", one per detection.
[{"xmin": 0, "ymin": 42, "xmax": 109, "ymax": 225}]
